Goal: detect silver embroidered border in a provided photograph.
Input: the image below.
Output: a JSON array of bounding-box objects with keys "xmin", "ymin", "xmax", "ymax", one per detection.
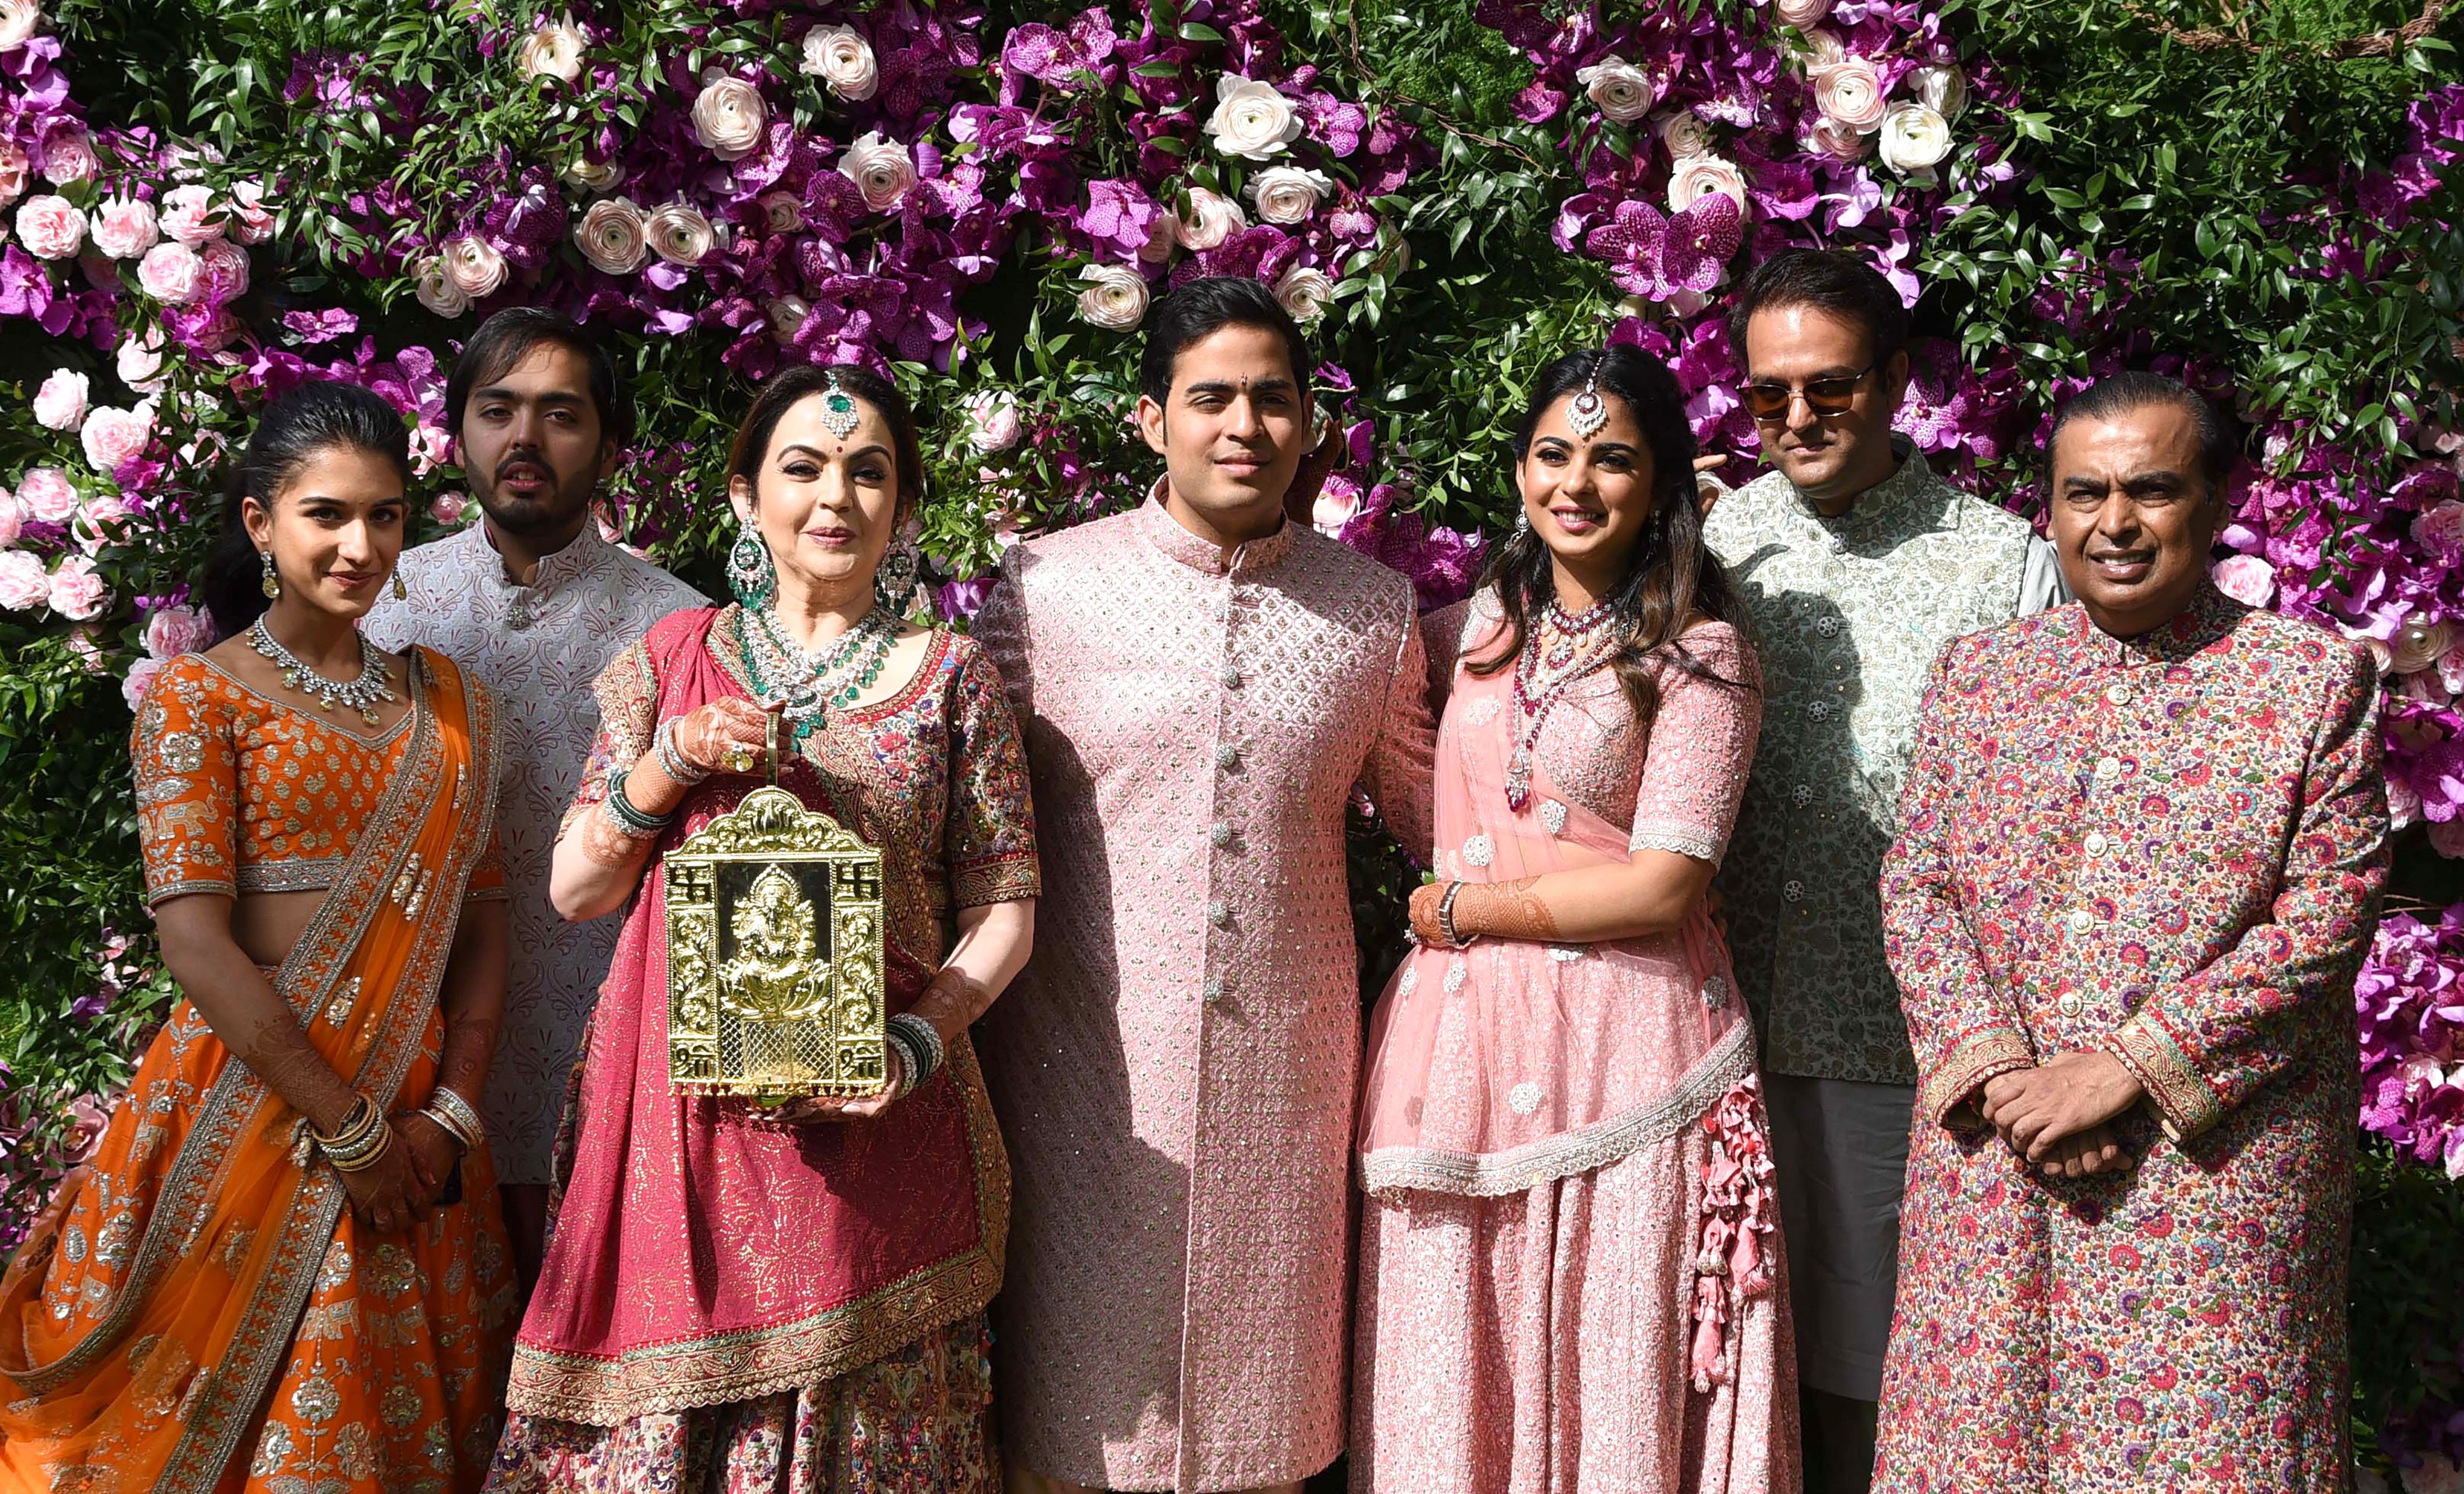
[
  {"xmin": 235, "ymin": 856, "xmax": 347, "ymax": 894},
  {"xmin": 1627, "ymin": 820, "xmax": 1722, "ymax": 864},
  {"xmin": 1360, "ymin": 1018, "xmax": 1754, "ymax": 1198}
]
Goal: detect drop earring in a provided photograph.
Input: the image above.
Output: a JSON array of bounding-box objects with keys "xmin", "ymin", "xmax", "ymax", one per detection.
[
  {"xmin": 727, "ymin": 507, "xmax": 777, "ymax": 611},
  {"xmin": 259, "ymin": 550, "xmax": 281, "ymax": 600},
  {"xmin": 390, "ymin": 570, "xmax": 407, "ymax": 601}
]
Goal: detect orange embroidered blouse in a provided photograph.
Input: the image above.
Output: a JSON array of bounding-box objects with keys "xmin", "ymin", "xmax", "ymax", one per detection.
[{"xmin": 132, "ymin": 650, "xmax": 505, "ymax": 906}]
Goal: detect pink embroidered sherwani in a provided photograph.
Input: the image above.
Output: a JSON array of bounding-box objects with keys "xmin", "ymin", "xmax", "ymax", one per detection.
[
  {"xmin": 973, "ymin": 493, "xmax": 1436, "ymax": 1493},
  {"xmin": 1875, "ymin": 588, "xmax": 2388, "ymax": 1493}
]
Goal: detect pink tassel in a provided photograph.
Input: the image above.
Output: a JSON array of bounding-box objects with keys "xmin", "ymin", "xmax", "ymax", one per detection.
[{"xmin": 1689, "ymin": 1074, "xmax": 1780, "ymax": 1392}]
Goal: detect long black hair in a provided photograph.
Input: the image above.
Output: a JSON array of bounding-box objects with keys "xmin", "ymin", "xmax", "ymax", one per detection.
[
  {"xmin": 199, "ymin": 381, "xmax": 414, "ymax": 640},
  {"xmin": 1465, "ymin": 344, "xmax": 1748, "ymax": 721},
  {"xmin": 724, "ymin": 363, "xmax": 928, "ymax": 514}
]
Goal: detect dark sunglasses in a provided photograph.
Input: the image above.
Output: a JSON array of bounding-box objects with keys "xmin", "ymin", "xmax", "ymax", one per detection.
[{"xmin": 1740, "ymin": 359, "xmax": 1882, "ymax": 424}]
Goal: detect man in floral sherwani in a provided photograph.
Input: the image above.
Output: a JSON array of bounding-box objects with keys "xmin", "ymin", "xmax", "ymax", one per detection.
[{"xmin": 1874, "ymin": 372, "xmax": 2388, "ymax": 1492}]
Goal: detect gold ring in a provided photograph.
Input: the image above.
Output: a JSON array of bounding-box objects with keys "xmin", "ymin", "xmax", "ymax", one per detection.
[{"xmin": 724, "ymin": 747, "xmax": 754, "ymax": 774}]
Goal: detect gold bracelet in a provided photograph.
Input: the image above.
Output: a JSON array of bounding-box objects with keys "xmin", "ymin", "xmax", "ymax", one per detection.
[
  {"xmin": 325, "ymin": 1124, "xmax": 394, "ymax": 1174},
  {"xmin": 423, "ymin": 1087, "xmax": 485, "ymax": 1151},
  {"xmin": 311, "ymin": 1095, "xmax": 387, "ymax": 1166}
]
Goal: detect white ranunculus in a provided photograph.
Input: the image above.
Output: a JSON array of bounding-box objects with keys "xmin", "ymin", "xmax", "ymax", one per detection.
[
  {"xmin": 1802, "ymin": 27, "xmax": 1847, "ymax": 70},
  {"xmin": 517, "ymin": 15, "xmax": 586, "ymax": 83},
  {"xmin": 32, "ymin": 368, "xmax": 87, "ymax": 431},
  {"xmin": 1574, "ymin": 54, "xmax": 1657, "ymax": 124},
  {"xmin": 1876, "ymin": 101, "xmax": 1953, "ymax": 173},
  {"xmin": 442, "ymin": 233, "xmax": 506, "ymax": 297},
  {"xmin": 765, "ymin": 295, "xmax": 810, "ymax": 346},
  {"xmin": 1246, "ymin": 165, "xmax": 1334, "ymax": 225},
  {"xmin": 1667, "ymin": 153, "xmax": 1749, "ymax": 214},
  {"xmin": 800, "ymin": 25, "xmax": 879, "ymax": 102},
  {"xmin": 573, "ymin": 197, "xmax": 647, "ymax": 274},
  {"xmin": 837, "ymin": 131, "xmax": 917, "ymax": 213},
  {"xmin": 1203, "ymin": 74, "xmax": 1302, "ymax": 161},
  {"xmin": 758, "ymin": 190, "xmax": 802, "ymax": 234},
  {"xmin": 1655, "ymin": 110, "xmax": 1714, "ymax": 160},
  {"xmin": 691, "ymin": 75, "xmax": 767, "ymax": 163},
  {"xmin": 562, "ymin": 156, "xmax": 624, "ymax": 193},
  {"xmin": 1272, "ymin": 265, "xmax": 1335, "ymax": 323},
  {"xmin": 1814, "ymin": 56, "xmax": 1888, "ymax": 133},
  {"xmin": 0, "ymin": 0, "xmax": 39, "ymax": 50},
  {"xmin": 1906, "ymin": 62, "xmax": 1968, "ymax": 122},
  {"xmin": 1075, "ymin": 264, "xmax": 1149, "ymax": 331},
  {"xmin": 1807, "ymin": 115, "xmax": 1871, "ymax": 161},
  {"xmin": 412, "ymin": 254, "xmax": 472, "ymax": 317},
  {"xmin": 1175, "ymin": 187, "xmax": 1247, "ymax": 251},
  {"xmin": 2394, "ymin": 620, "xmax": 2456, "ymax": 676},
  {"xmin": 644, "ymin": 201, "xmax": 715, "ymax": 266},
  {"xmin": 1776, "ymin": 0, "xmax": 1831, "ymax": 26}
]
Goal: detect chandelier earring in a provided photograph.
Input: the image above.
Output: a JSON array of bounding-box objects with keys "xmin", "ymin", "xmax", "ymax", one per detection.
[
  {"xmin": 727, "ymin": 505, "xmax": 777, "ymax": 612},
  {"xmin": 873, "ymin": 520, "xmax": 923, "ymax": 615},
  {"xmin": 259, "ymin": 549, "xmax": 281, "ymax": 600}
]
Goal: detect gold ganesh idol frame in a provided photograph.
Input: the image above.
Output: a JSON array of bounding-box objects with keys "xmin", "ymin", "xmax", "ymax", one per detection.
[{"xmin": 663, "ymin": 777, "xmax": 889, "ymax": 1098}]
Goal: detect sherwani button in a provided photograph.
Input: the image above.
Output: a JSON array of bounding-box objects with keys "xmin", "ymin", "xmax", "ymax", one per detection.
[
  {"xmin": 2058, "ymin": 993, "xmax": 2083, "ymax": 1016},
  {"xmin": 1208, "ymin": 899, "xmax": 1231, "ymax": 928},
  {"xmin": 2094, "ymin": 755, "xmax": 2123, "ymax": 782},
  {"xmin": 1221, "ymin": 665, "xmax": 1242, "ymax": 689},
  {"xmin": 1210, "ymin": 821, "xmax": 1233, "ymax": 847},
  {"xmin": 2066, "ymin": 907, "xmax": 2094, "ymax": 934},
  {"xmin": 2084, "ymin": 830, "xmax": 2109, "ymax": 856},
  {"xmin": 1216, "ymin": 743, "xmax": 1241, "ymax": 770},
  {"xmin": 2105, "ymin": 681, "xmax": 2131, "ymax": 706}
]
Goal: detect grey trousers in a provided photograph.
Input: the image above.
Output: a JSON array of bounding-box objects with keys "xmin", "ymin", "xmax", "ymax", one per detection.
[{"xmin": 1763, "ymin": 1073, "xmax": 1915, "ymax": 1402}]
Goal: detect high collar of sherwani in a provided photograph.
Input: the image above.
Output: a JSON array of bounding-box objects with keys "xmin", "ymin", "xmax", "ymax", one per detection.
[
  {"xmin": 1136, "ymin": 477, "xmax": 1295, "ymax": 578},
  {"xmin": 479, "ymin": 514, "xmax": 606, "ymax": 595},
  {"xmin": 1790, "ymin": 438, "xmax": 1949, "ymax": 543},
  {"xmin": 2068, "ymin": 579, "xmax": 2246, "ymax": 670}
]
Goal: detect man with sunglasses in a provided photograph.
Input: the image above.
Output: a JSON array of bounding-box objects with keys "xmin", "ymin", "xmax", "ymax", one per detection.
[{"xmin": 1699, "ymin": 248, "xmax": 2065, "ymax": 1494}]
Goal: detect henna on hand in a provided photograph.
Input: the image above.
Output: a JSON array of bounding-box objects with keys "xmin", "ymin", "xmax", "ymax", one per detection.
[
  {"xmin": 436, "ymin": 1013, "xmax": 498, "ymax": 1113},
  {"xmin": 1453, "ymin": 877, "xmax": 1563, "ymax": 943},
  {"xmin": 911, "ymin": 967, "xmax": 992, "ymax": 1040},
  {"xmin": 1407, "ymin": 882, "xmax": 1453, "ymax": 947},
  {"xmin": 671, "ymin": 699, "xmax": 771, "ymax": 776},
  {"xmin": 578, "ymin": 808, "xmax": 654, "ymax": 869}
]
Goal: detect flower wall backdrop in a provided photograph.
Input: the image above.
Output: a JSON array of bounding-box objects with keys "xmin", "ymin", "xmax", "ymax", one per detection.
[{"xmin": 1, "ymin": 0, "xmax": 2460, "ymax": 1476}]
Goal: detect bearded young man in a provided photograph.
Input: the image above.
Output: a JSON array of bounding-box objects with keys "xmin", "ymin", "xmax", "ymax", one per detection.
[
  {"xmin": 1873, "ymin": 373, "xmax": 2386, "ymax": 1492},
  {"xmin": 974, "ymin": 277, "xmax": 1435, "ymax": 1494},
  {"xmin": 364, "ymin": 307, "xmax": 702, "ymax": 1286},
  {"xmin": 1697, "ymin": 248, "xmax": 2067, "ymax": 1494}
]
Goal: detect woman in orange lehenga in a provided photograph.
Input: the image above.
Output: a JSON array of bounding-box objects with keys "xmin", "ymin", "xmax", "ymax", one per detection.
[{"xmin": 0, "ymin": 382, "xmax": 519, "ymax": 1494}]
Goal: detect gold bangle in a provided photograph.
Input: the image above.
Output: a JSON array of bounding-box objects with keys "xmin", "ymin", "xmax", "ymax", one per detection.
[
  {"xmin": 325, "ymin": 1124, "xmax": 394, "ymax": 1174},
  {"xmin": 423, "ymin": 1087, "xmax": 484, "ymax": 1151},
  {"xmin": 312, "ymin": 1095, "xmax": 387, "ymax": 1165}
]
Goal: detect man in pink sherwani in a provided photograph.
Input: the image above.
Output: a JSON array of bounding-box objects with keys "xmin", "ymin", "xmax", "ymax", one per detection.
[
  {"xmin": 1874, "ymin": 373, "xmax": 2388, "ymax": 1492},
  {"xmin": 974, "ymin": 278, "xmax": 1435, "ymax": 1494}
]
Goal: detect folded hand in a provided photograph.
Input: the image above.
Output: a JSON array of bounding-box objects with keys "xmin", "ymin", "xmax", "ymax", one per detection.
[{"xmin": 1980, "ymin": 1049, "xmax": 2143, "ymax": 1163}]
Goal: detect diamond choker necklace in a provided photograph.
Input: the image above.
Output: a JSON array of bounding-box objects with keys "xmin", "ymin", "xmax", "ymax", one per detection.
[{"xmin": 248, "ymin": 617, "xmax": 398, "ymax": 727}]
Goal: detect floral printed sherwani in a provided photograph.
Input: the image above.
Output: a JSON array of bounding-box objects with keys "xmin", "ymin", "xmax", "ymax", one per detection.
[{"xmin": 1874, "ymin": 587, "xmax": 2388, "ymax": 1493}]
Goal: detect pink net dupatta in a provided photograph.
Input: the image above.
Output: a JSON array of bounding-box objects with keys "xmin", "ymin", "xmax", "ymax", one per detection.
[
  {"xmin": 503, "ymin": 609, "xmax": 1009, "ymax": 1426},
  {"xmin": 1355, "ymin": 633, "xmax": 1777, "ymax": 1386}
]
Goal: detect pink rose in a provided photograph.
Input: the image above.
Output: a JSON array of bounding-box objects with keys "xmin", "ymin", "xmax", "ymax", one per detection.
[
  {"xmin": 962, "ymin": 389, "xmax": 1023, "ymax": 453},
  {"xmin": 137, "ymin": 240, "xmax": 203, "ymax": 304},
  {"xmin": 32, "ymin": 368, "xmax": 87, "ymax": 431},
  {"xmin": 226, "ymin": 180, "xmax": 274, "ymax": 244},
  {"xmin": 75, "ymin": 492, "xmax": 130, "ymax": 554},
  {"xmin": 79, "ymin": 404, "xmax": 153, "ymax": 475},
  {"xmin": 62, "ymin": 1094, "xmax": 112, "ymax": 1164},
  {"xmin": 46, "ymin": 554, "xmax": 108, "ymax": 620},
  {"xmin": 115, "ymin": 328, "xmax": 166, "ymax": 393},
  {"xmin": 2210, "ymin": 554, "xmax": 2277, "ymax": 608},
  {"xmin": 0, "ymin": 551, "xmax": 47, "ymax": 610},
  {"xmin": 143, "ymin": 603, "xmax": 210, "ymax": 660},
  {"xmin": 158, "ymin": 185, "xmax": 223, "ymax": 246},
  {"xmin": 88, "ymin": 195, "xmax": 160, "ymax": 259},
  {"xmin": 17, "ymin": 466, "xmax": 77, "ymax": 522},
  {"xmin": 0, "ymin": 140, "xmax": 26, "ymax": 206},
  {"xmin": 0, "ymin": 492, "xmax": 20, "ymax": 549},
  {"xmin": 121, "ymin": 657, "xmax": 164, "ymax": 713},
  {"xmin": 2414, "ymin": 499, "xmax": 2464, "ymax": 560},
  {"xmin": 39, "ymin": 126, "xmax": 96, "ymax": 186},
  {"xmin": 431, "ymin": 492, "xmax": 468, "ymax": 525},
  {"xmin": 197, "ymin": 237, "xmax": 250, "ymax": 302},
  {"xmin": 410, "ymin": 424, "xmax": 451, "ymax": 477},
  {"xmin": 15, "ymin": 193, "xmax": 86, "ymax": 259}
]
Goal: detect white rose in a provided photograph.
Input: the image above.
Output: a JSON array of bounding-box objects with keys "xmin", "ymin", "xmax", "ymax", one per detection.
[
  {"xmin": 115, "ymin": 329, "xmax": 166, "ymax": 393},
  {"xmin": 1176, "ymin": 187, "xmax": 1247, "ymax": 250},
  {"xmin": 765, "ymin": 295, "xmax": 810, "ymax": 346},
  {"xmin": 963, "ymin": 389, "xmax": 1023, "ymax": 453},
  {"xmin": 156, "ymin": 184, "xmax": 223, "ymax": 246},
  {"xmin": 1203, "ymin": 74, "xmax": 1302, "ymax": 161},
  {"xmin": 800, "ymin": 25, "xmax": 879, "ymax": 102},
  {"xmin": 0, "ymin": 0, "xmax": 39, "ymax": 50},
  {"xmin": 135, "ymin": 240, "xmax": 201, "ymax": 304},
  {"xmin": 645, "ymin": 201, "xmax": 715, "ymax": 266},
  {"xmin": 1655, "ymin": 110, "xmax": 1714, "ymax": 160},
  {"xmin": 33, "ymin": 368, "xmax": 86, "ymax": 431},
  {"xmin": 1574, "ymin": 54, "xmax": 1658, "ymax": 124},
  {"xmin": 1907, "ymin": 63, "xmax": 1968, "ymax": 122},
  {"xmin": 1814, "ymin": 56, "xmax": 1888, "ymax": 133},
  {"xmin": 517, "ymin": 15, "xmax": 586, "ymax": 83},
  {"xmin": 1076, "ymin": 264, "xmax": 1149, "ymax": 331},
  {"xmin": 1246, "ymin": 165, "xmax": 1334, "ymax": 226},
  {"xmin": 837, "ymin": 131, "xmax": 917, "ymax": 213},
  {"xmin": 411, "ymin": 254, "xmax": 471, "ymax": 317},
  {"xmin": 1876, "ymin": 101, "xmax": 1953, "ymax": 173},
  {"xmin": 573, "ymin": 197, "xmax": 646, "ymax": 274},
  {"xmin": 563, "ymin": 156, "xmax": 625, "ymax": 193},
  {"xmin": 0, "ymin": 551, "xmax": 48, "ymax": 611},
  {"xmin": 443, "ymin": 233, "xmax": 506, "ymax": 297},
  {"xmin": 692, "ymin": 75, "xmax": 767, "ymax": 163},
  {"xmin": 1272, "ymin": 264, "xmax": 1335, "ymax": 323},
  {"xmin": 1667, "ymin": 153, "xmax": 1749, "ymax": 214},
  {"xmin": 1776, "ymin": 0, "xmax": 1831, "ymax": 26},
  {"xmin": 87, "ymin": 195, "xmax": 159, "ymax": 259}
]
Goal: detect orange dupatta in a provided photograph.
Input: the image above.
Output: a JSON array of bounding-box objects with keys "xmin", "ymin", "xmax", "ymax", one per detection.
[{"xmin": 0, "ymin": 650, "xmax": 503, "ymax": 1494}]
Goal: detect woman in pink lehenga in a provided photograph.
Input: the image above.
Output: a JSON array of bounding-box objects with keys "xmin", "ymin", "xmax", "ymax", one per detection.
[{"xmin": 1352, "ymin": 346, "xmax": 1799, "ymax": 1493}]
